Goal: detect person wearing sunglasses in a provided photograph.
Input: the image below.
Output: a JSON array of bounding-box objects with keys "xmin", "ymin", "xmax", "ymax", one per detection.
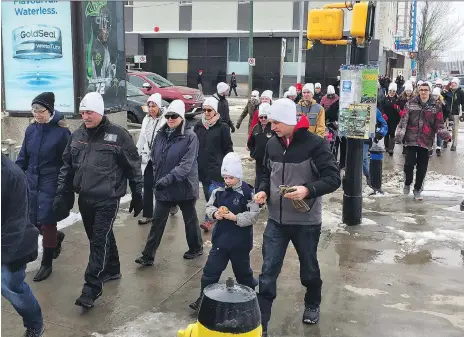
[
  {"xmin": 247, "ymin": 103, "xmax": 272, "ymax": 188},
  {"xmin": 194, "ymin": 97, "xmax": 233, "ymax": 232},
  {"xmin": 395, "ymin": 82, "xmax": 450, "ymax": 201},
  {"xmin": 380, "ymin": 82, "xmax": 400, "ymax": 156},
  {"xmin": 136, "ymin": 100, "xmax": 203, "ymax": 266},
  {"xmin": 16, "ymin": 92, "xmax": 71, "ymax": 283}
]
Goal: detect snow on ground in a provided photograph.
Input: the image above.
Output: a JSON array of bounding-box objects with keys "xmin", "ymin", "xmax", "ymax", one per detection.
[
  {"xmin": 383, "ymin": 169, "xmax": 464, "ymax": 198},
  {"xmin": 344, "ymin": 285, "xmax": 389, "ymax": 297},
  {"xmin": 386, "ymin": 226, "xmax": 464, "ymax": 250},
  {"xmin": 91, "ymin": 311, "xmax": 191, "ymax": 337}
]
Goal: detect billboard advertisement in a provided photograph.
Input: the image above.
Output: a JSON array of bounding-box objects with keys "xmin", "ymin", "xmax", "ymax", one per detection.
[
  {"xmin": 1, "ymin": 0, "xmax": 75, "ymax": 113},
  {"xmin": 81, "ymin": 1, "xmax": 126, "ymax": 111}
]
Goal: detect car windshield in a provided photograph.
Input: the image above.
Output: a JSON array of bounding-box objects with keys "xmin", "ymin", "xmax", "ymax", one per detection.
[
  {"xmin": 126, "ymin": 82, "xmax": 145, "ymax": 97},
  {"xmin": 145, "ymin": 73, "xmax": 174, "ymax": 88}
]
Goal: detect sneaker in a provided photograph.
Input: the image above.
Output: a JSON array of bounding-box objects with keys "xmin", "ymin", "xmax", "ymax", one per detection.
[
  {"xmin": 24, "ymin": 326, "xmax": 44, "ymax": 337},
  {"xmin": 461, "ymin": 200, "xmax": 464, "ymax": 211},
  {"xmin": 135, "ymin": 255, "xmax": 154, "ymax": 266},
  {"xmin": 189, "ymin": 296, "xmax": 202, "ymax": 311},
  {"xmin": 403, "ymin": 185, "xmax": 411, "ymax": 195},
  {"xmin": 53, "ymin": 231, "xmax": 65, "ymax": 259},
  {"xmin": 183, "ymin": 248, "xmax": 204, "ymax": 259},
  {"xmin": 75, "ymin": 293, "xmax": 95, "ymax": 309},
  {"xmin": 170, "ymin": 205, "xmax": 179, "ymax": 216},
  {"xmin": 302, "ymin": 306, "xmax": 320, "ymax": 324},
  {"xmin": 200, "ymin": 220, "xmax": 214, "ymax": 232},
  {"xmin": 138, "ymin": 217, "xmax": 152, "ymax": 225},
  {"xmin": 436, "ymin": 148, "xmax": 441, "ymax": 156},
  {"xmin": 451, "ymin": 145, "xmax": 456, "ymax": 151},
  {"xmin": 413, "ymin": 189, "xmax": 423, "ymax": 201},
  {"xmin": 101, "ymin": 272, "xmax": 122, "ymax": 283}
]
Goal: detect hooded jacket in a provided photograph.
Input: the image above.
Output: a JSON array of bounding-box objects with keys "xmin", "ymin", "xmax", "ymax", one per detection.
[
  {"xmin": 247, "ymin": 122, "xmax": 273, "ymax": 165},
  {"xmin": 136, "ymin": 113, "xmax": 166, "ymax": 172},
  {"xmin": 297, "ymin": 99, "xmax": 326, "ymax": 137},
  {"xmin": 152, "ymin": 121, "xmax": 199, "ymax": 201},
  {"xmin": 395, "ymin": 96, "xmax": 449, "ymax": 150},
  {"xmin": 443, "ymin": 87, "xmax": 464, "ymax": 116},
  {"xmin": 56, "ymin": 116, "xmax": 143, "ymax": 202},
  {"xmin": 2, "ymin": 154, "xmax": 39, "ymax": 270},
  {"xmin": 16, "ymin": 112, "xmax": 71, "ymax": 227},
  {"xmin": 194, "ymin": 118, "xmax": 233, "ymax": 183},
  {"xmin": 258, "ymin": 117, "xmax": 341, "ymax": 226}
]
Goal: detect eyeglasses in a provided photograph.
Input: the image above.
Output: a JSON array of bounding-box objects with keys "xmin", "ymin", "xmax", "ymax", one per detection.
[
  {"xmin": 259, "ymin": 116, "xmax": 268, "ymax": 119},
  {"xmin": 31, "ymin": 108, "xmax": 47, "ymax": 115},
  {"xmin": 202, "ymin": 108, "xmax": 213, "ymax": 113},
  {"xmin": 166, "ymin": 114, "xmax": 180, "ymax": 120}
]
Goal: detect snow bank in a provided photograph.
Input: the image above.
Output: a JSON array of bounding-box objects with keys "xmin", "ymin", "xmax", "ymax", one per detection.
[{"xmin": 386, "ymin": 226, "xmax": 464, "ymax": 249}]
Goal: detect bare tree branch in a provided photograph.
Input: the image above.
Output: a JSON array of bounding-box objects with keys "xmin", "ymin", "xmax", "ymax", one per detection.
[{"xmin": 417, "ymin": 2, "xmax": 464, "ymax": 78}]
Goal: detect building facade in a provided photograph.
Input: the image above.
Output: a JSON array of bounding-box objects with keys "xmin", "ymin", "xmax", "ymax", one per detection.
[{"xmin": 125, "ymin": 1, "xmax": 381, "ymax": 95}]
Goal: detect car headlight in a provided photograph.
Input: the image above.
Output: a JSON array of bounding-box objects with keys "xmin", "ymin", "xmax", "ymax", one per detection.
[{"xmin": 182, "ymin": 95, "xmax": 193, "ymax": 99}]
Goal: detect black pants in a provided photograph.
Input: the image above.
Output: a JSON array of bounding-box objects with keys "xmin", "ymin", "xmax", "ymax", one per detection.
[
  {"xmin": 201, "ymin": 246, "xmax": 256, "ymax": 292},
  {"xmin": 404, "ymin": 146, "xmax": 430, "ymax": 191},
  {"xmin": 258, "ymin": 220, "xmax": 322, "ymax": 329},
  {"xmin": 229, "ymin": 87, "xmax": 238, "ymax": 97},
  {"xmin": 337, "ymin": 137, "xmax": 347, "ymax": 169},
  {"xmin": 142, "ymin": 199, "xmax": 202, "ymax": 259},
  {"xmin": 78, "ymin": 197, "xmax": 120, "ymax": 299},
  {"xmin": 143, "ymin": 161, "xmax": 154, "ymax": 218},
  {"xmin": 255, "ymin": 160, "xmax": 263, "ymax": 189}
]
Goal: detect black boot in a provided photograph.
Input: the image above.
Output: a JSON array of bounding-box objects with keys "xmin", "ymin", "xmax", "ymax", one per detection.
[
  {"xmin": 33, "ymin": 248, "xmax": 54, "ymax": 282},
  {"xmin": 53, "ymin": 231, "xmax": 65, "ymax": 259}
]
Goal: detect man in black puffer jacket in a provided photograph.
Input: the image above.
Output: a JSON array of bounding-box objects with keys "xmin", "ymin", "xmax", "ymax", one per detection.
[
  {"xmin": 214, "ymin": 82, "xmax": 235, "ymax": 133},
  {"xmin": 2, "ymin": 154, "xmax": 44, "ymax": 337},
  {"xmin": 55, "ymin": 92, "xmax": 143, "ymax": 309}
]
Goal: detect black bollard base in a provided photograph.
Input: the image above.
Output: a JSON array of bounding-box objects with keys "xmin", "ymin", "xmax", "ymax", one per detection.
[
  {"xmin": 342, "ymin": 194, "xmax": 362, "ymax": 226},
  {"xmin": 342, "ymin": 138, "xmax": 364, "ymax": 226},
  {"xmin": 369, "ymin": 158, "xmax": 383, "ymax": 191}
]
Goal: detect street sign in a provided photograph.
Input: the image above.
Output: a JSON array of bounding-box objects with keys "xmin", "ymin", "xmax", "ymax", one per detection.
[
  {"xmin": 248, "ymin": 58, "xmax": 256, "ymax": 67},
  {"xmin": 134, "ymin": 55, "xmax": 147, "ymax": 63}
]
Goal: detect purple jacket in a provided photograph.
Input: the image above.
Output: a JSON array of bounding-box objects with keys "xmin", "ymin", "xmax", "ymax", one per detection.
[{"xmin": 395, "ymin": 96, "xmax": 449, "ymax": 150}]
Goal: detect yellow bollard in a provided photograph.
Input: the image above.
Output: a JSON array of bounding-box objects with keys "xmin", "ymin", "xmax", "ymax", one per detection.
[{"xmin": 177, "ymin": 277, "xmax": 262, "ymax": 337}]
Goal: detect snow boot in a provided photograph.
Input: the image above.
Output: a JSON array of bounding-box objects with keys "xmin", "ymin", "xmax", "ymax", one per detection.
[
  {"xmin": 53, "ymin": 231, "xmax": 65, "ymax": 259},
  {"xmin": 413, "ymin": 189, "xmax": 423, "ymax": 201},
  {"xmin": 75, "ymin": 293, "xmax": 95, "ymax": 309},
  {"xmin": 33, "ymin": 248, "xmax": 54, "ymax": 282},
  {"xmin": 388, "ymin": 138, "xmax": 395, "ymax": 156},
  {"xmin": 135, "ymin": 255, "xmax": 154, "ymax": 266},
  {"xmin": 302, "ymin": 306, "xmax": 320, "ymax": 324}
]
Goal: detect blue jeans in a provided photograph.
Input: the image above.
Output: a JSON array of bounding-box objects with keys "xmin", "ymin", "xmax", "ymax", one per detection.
[
  {"xmin": 1, "ymin": 264, "xmax": 43, "ymax": 330},
  {"xmin": 436, "ymin": 134, "xmax": 443, "ymax": 148},
  {"xmin": 363, "ymin": 142, "xmax": 370, "ymax": 178},
  {"xmin": 257, "ymin": 220, "xmax": 322, "ymax": 328}
]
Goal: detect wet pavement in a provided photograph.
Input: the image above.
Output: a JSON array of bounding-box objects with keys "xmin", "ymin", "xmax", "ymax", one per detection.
[{"xmin": 2, "ymin": 100, "xmax": 464, "ymax": 336}]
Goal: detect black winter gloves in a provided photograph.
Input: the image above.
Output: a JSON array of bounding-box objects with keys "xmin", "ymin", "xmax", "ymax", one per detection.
[{"xmin": 129, "ymin": 193, "xmax": 143, "ymax": 217}]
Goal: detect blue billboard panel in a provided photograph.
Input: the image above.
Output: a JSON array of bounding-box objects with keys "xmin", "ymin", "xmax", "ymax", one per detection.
[{"xmin": 1, "ymin": 0, "xmax": 75, "ymax": 113}]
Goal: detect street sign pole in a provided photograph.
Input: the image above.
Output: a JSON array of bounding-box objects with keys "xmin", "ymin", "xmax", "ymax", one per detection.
[{"xmin": 248, "ymin": 1, "xmax": 254, "ymax": 96}]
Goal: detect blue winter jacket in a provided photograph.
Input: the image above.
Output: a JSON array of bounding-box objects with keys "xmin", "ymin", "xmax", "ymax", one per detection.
[
  {"xmin": 376, "ymin": 108, "xmax": 388, "ymax": 137},
  {"xmin": 16, "ymin": 112, "xmax": 71, "ymax": 227},
  {"xmin": 151, "ymin": 121, "xmax": 200, "ymax": 202}
]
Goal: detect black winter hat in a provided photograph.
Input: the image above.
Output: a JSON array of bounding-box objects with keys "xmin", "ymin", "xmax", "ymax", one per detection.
[{"xmin": 32, "ymin": 92, "xmax": 55, "ymax": 113}]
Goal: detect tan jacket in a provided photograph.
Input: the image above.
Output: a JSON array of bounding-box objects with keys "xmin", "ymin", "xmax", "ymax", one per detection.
[{"xmin": 297, "ymin": 99, "xmax": 326, "ymax": 137}]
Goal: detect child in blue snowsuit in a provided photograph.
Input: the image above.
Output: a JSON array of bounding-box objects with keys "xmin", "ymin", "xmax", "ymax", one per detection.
[
  {"xmin": 363, "ymin": 108, "xmax": 388, "ymax": 183},
  {"xmin": 189, "ymin": 152, "xmax": 261, "ymax": 310}
]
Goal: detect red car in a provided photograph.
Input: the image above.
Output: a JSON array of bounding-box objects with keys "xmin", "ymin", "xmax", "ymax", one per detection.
[{"xmin": 127, "ymin": 71, "xmax": 204, "ymax": 118}]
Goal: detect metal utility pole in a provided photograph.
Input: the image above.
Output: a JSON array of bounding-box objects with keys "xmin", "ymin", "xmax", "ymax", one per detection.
[
  {"xmin": 342, "ymin": 38, "xmax": 364, "ymax": 226},
  {"xmin": 248, "ymin": 1, "xmax": 254, "ymax": 96},
  {"xmin": 411, "ymin": 0, "xmax": 418, "ymax": 72},
  {"xmin": 296, "ymin": 1, "xmax": 304, "ymax": 83}
]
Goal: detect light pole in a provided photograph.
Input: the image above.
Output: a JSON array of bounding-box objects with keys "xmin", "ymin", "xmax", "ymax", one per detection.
[
  {"xmin": 248, "ymin": 1, "xmax": 254, "ymax": 96},
  {"xmin": 411, "ymin": 0, "xmax": 417, "ymax": 72},
  {"xmin": 296, "ymin": 1, "xmax": 304, "ymax": 83}
]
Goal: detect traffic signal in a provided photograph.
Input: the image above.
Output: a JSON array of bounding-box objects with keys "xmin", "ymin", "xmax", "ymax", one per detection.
[
  {"xmin": 350, "ymin": 2, "xmax": 369, "ymax": 38},
  {"xmin": 307, "ymin": 8, "xmax": 344, "ymax": 40}
]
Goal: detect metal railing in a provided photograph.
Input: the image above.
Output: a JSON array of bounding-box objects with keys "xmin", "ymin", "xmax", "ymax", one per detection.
[{"xmin": 1, "ymin": 139, "xmax": 21, "ymax": 161}]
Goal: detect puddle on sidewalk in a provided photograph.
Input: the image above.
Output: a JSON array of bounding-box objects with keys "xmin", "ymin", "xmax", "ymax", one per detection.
[{"xmin": 373, "ymin": 248, "xmax": 464, "ymax": 267}]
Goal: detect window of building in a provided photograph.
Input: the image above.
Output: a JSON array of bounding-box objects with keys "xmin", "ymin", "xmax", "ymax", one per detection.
[
  {"xmin": 179, "ymin": 1, "xmax": 192, "ymax": 6},
  {"xmin": 284, "ymin": 37, "xmax": 306, "ymax": 63},
  {"xmin": 124, "ymin": 1, "xmax": 134, "ymax": 6},
  {"xmin": 228, "ymin": 38, "xmax": 249, "ymax": 62},
  {"xmin": 238, "ymin": 1, "xmax": 250, "ymax": 3}
]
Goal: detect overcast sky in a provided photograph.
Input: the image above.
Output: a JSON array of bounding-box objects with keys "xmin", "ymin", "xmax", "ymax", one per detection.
[{"xmin": 447, "ymin": 2, "xmax": 464, "ymax": 51}]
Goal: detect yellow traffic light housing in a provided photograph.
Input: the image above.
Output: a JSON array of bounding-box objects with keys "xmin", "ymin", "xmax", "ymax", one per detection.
[
  {"xmin": 350, "ymin": 2, "xmax": 369, "ymax": 38},
  {"xmin": 307, "ymin": 8, "xmax": 344, "ymax": 40},
  {"xmin": 306, "ymin": 40, "xmax": 314, "ymax": 50}
]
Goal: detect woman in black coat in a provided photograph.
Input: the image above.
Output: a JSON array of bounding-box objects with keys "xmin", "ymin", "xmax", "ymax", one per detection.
[
  {"xmin": 194, "ymin": 97, "xmax": 233, "ymax": 232},
  {"xmin": 380, "ymin": 83, "xmax": 400, "ymax": 155},
  {"xmin": 16, "ymin": 92, "xmax": 71, "ymax": 282}
]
